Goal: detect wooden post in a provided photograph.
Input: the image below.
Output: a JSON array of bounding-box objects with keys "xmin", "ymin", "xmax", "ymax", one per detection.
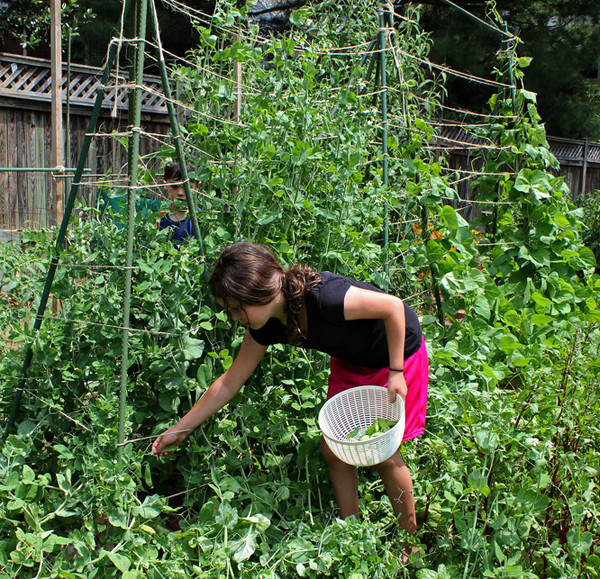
[
  {"xmin": 581, "ymin": 138, "xmax": 589, "ymax": 200},
  {"xmin": 233, "ymin": 34, "xmax": 242, "ymax": 123},
  {"xmin": 50, "ymin": 0, "xmax": 64, "ymax": 226}
]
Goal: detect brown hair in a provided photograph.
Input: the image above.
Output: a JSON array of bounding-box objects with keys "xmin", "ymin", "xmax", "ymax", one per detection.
[
  {"xmin": 209, "ymin": 242, "xmax": 321, "ymax": 345},
  {"xmin": 164, "ymin": 161, "xmax": 193, "ymax": 182}
]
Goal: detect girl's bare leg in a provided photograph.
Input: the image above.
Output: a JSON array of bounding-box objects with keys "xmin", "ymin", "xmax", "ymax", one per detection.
[
  {"xmin": 374, "ymin": 452, "xmax": 417, "ymax": 534},
  {"xmin": 321, "ymin": 438, "xmax": 359, "ymax": 518}
]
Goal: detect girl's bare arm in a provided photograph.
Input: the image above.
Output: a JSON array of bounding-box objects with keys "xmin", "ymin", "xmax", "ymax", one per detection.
[
  {"xmin": 343, "ymin": 286, "xmax": 407, "ymax": 402},
  {"xmin": 152, "ymin": 331, "xmax": 267, "ymax": 455}
]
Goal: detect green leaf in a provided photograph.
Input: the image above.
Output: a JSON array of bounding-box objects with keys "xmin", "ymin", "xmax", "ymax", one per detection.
[
  {"xmin": 416, "ymin": 569, "xmax": 440, "ymax": 579},
  {"xmin": 514, "ymin": 168, "xmax": 552, "ymax": 200},
  {"xmin": 573, "ymin": 246, "xmax": 598, "ymax": 268},
  {"xmin": 138, "ymin": 260, "xmax": 155, "ymax": 274},
  {"xmin": 133, "ymin": 494, "xmax": 163, "ymax": 519},
  {"xmin": 553, "ymin": 213, "xmax": 570, "ymax": 227},
  {"xmin": 467, "ymin": 470, "xmax": 490, "ymax": 496},
  {"xmin": 7, "ymin": 497, "xmax": 26, "ymax": 511},
  {"xmin": 54, "ymin": 444, "xmax": 75, "ymax": 460},
  {"xmin": 108, "ymin": 510, "xmax": 128, "ymax": 529},
  {"xmin": 232, "ymin": 528, "xmax": 258, "ymax": 562},
  {"xmin": 241, "ymin": 513, "xmax": 271, "ymax": 532},
  {"xmin": 158, "ymin": 390, "xmax": 179, "ymax": 413},
  {"xmin": 22, "ymin": 465, "xmax": 35, "ymax": 485},
  {"xmin": 530, "ymin": 313, "xmax": 554, "ymax": 325},
  {"xmin": 289, "ymin": 8, "xmax": 309, "ymax": 26},
  {"xmin": 516, "ymin": 489, "xmax": 550, "ymax": 514},
  {"xmin": 215, "ymin": 502, "xmax": 238, "ymax": 529},
  {"xmin": 106, "ymin": 551, "xmax": 131, "ymax": 573},
  {"xmin": 517, "ymin": 56, "xmax": 532, "ymax": 68},
  {"xmin": 476, "ymin": 429, "xmax": 499, "ymax": 450},
  {"xmin": 497, "ymin": 334, "xmax": 523, "ymax": 354},
  {"xmin": 181, "ymin": 336, "xmax": 205, "ymax": 360},
  {"xmin": 531, "ymin": 292, "xmax": 552, "ymax": 308},
  {"xmin": 198, "ymin": 498, "xmax": 218, "ymax": 524},
  {"xmin": 473, "ymin": 296, "xmax": 490, "ymax": 319},
  {"xmin": 17, "ymin": 419, "xmax": 37, "ymax": 437},
  {"xmin": 494, "ymin": 540, "xmax": 505, "ymax": 563},
  {"xmin": 196, "ymin": 364, "xmax": 209, "ymax": 388},
  {"xmin": 482, "ymin": 363, "xmax": 510, "ymax": 381},
  {"xmin": 441, "ymin": 204, "xmax": 458, "ymax": 229},
  {"xmin": 567, "ymin": 529, "xmax": 594, "ymax": 554},
  {"xmin": 0, "ymin": 471, "xmax": 19, "ymax": 491},
  {"xmin": 502, "ymin": 310, "xmax": 521, "ymax": 327},
  {"xmin": 511, "ymin": 356, "xmax": 532, "ymax": 367}
]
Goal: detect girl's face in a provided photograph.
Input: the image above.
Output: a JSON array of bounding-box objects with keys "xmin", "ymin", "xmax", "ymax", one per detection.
[{"xmin": 217, "ymin": 297, "xmax": 274, "ymax": 330}]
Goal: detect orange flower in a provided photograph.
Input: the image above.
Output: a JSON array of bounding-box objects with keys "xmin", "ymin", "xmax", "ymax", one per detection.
[{"xmin": 412, "ymin": 224, "xmax": 423, "ymax": 233}]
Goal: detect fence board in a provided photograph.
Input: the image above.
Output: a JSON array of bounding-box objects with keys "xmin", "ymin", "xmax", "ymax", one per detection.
[
  {"xmin": 32, "ymin": 113, "xmax": 46, "ymax": 226},
  {"xmin": 0, "ymin": 108, "xmax": 8, "ymax": 227}
]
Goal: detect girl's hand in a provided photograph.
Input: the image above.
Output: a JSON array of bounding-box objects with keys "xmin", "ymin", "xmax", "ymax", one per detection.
[
  {"xmin": 152, "ymin": 428, "xmax": 189, "ymax": 457},
  {"xmin": 388, "ymin": 371, "xmax": 407, "ymax": 404}
]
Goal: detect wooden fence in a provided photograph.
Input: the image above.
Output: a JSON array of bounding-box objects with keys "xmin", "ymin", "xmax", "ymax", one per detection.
[
  {"xmin": 545, "ymin": 136, "xmax": 600, "ymax": 201},
  {"xmin": 2, "ymin": 52, "xmax": 600, "ymax": 231},
  {"xmin": 0, "ymin": 53, "xmax": 170, "ymax": 231}
]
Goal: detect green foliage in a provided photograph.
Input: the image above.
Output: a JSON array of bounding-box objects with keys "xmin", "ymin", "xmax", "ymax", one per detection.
[
  {"xmin": 1, "ymin": 2, "xmax": 599, "ymax": 578},
  {"xmin": 0, "ymin": 0, "xmax": 94, "ymax": 50},
  {"xmin": 419, "ymin": 0, "xmax": 600, "ymax": 139}
]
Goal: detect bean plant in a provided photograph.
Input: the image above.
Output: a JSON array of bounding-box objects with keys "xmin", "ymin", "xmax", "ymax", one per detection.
[{"xmin": 1, "ymin": 1, "xmax": 599, "ymax": 577}]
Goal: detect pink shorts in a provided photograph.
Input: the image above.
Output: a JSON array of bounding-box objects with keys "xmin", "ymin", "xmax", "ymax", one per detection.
[{"xmin": 327, "ymin": 337, "xmax": 429, "ymax": 442}]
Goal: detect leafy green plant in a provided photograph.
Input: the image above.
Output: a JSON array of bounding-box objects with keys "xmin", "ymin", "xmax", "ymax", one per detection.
[{"xmin": 1, "ymin": 1, "xmax": 599, "ymax": 578}]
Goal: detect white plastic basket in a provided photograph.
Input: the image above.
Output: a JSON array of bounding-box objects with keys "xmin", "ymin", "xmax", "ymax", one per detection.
[{"xmin": 318, "ymin": 385, "xmax": 405, "ymax": 467}]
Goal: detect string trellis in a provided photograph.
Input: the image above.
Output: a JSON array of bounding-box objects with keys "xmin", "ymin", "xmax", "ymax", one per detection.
[{"xmin": 3, "ymin": 0, "xmax": 528, "ymax": 448}]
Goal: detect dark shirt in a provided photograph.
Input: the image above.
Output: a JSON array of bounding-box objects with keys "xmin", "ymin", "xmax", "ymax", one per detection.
[
  {"xmin": 158, "ymin": 212, "xmax": 195, "ymax": 244},
  {"xmin": 249, "ymin": 272, "xmax": 422, "ymax": 368}
]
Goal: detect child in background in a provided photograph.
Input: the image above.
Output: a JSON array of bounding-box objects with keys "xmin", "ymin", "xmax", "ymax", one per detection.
[
  {"xmin": 158, "ymin": 162, "xmax": 199, "ymax": 245},
  {"xmin": 152, "ymin": 242, "xmax": 429, "ymax": 561}
]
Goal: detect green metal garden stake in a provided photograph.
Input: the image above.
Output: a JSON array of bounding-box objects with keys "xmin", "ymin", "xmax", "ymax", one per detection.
[
  {"xmin": 149, "ymin": 0, "xmax": 205, "ymax": 258},
  {"xmin": 117, "ymin": 0, "xmax": 149, "ymax": 459},
  {"xmin": 379, "ymin": 2, "xmax": 390, "ymax": 290},
  {"xmin": 503, "ymin": 22, "xmax": 518, "ymax": 118}
]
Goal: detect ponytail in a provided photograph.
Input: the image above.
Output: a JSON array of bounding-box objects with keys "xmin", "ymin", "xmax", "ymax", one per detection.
[{"xmin": 282, "ymin": 265, "xmax": 321, "ymax": 346}]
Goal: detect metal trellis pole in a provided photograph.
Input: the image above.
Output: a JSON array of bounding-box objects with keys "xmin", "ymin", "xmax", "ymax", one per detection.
[
  {"xmin": 117, "ymin": 0, "xmax": 149, "ymax": 458},
  {"xmin": 379, "ymin": 2, "xmax": 390, "ymax": 290},
  {"xmin": 148, "ymin": 0, "xmax": 205, "ymax": 257}
]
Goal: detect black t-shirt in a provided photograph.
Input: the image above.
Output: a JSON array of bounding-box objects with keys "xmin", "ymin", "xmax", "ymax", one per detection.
[{"xmin": 249, "ymin": 272, "xmax": 422, "ymax": 368}]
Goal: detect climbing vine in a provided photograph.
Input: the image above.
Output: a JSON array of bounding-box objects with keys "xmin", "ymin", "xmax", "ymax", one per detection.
[{"xmin": 0, "ymin": 1, "xmax": 599, "ymax": 577}]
